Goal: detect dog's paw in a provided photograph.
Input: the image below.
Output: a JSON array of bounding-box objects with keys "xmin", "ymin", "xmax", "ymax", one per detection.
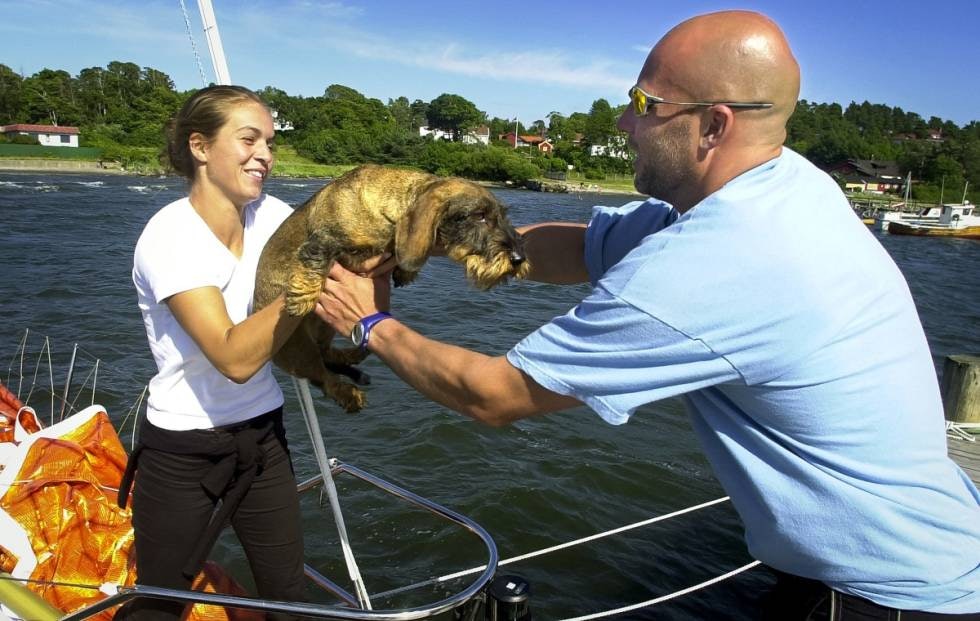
[
  {"xmin": 285, "ymin": 294, "xmax": 316, "ymax": 317},
  {"xmin": 325, "ymin": 346, "xmax": 370, "ymax": 366},
  {"xmin": 329, "ymin": 384, "xmax": 366, "ymax": 414},
  {"xmin": 286, "ymin": 274, "xmax": 323, "ymax": 317},
  {"xmin": 392, "ymin": 267, "xmax": 419, "ymax": 288}
]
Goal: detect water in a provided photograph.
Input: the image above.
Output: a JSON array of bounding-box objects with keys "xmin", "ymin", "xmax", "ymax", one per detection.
[{"xmin": 1, "ymin": 171, "xmax": 978, "ymax": 620}]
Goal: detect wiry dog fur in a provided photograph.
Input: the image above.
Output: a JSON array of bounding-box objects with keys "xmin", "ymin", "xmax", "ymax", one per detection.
[{"xmin": 254, "ymin": 164, "xmax": 530, "ymax": 413}]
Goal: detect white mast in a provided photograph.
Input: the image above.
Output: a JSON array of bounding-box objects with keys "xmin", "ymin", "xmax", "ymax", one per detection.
[{"xmin": 196, "ymin": 0, "xmax": 232, "ymax": 85}]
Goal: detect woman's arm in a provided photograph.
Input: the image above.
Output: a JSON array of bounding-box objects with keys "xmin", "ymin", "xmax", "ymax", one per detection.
[{"xmin": 167, "ymin": 289, "xmax": 302, "ymax": 383}]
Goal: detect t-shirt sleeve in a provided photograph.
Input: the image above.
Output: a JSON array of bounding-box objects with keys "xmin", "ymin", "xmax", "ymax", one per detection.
[
  {"xmin": 585, "ymin": 200, "xmax": 677, "ymax": 284},
  {"xmin": 133, "ymin": 210, "xmax": 234, "ymax": 305},
  {"xmin": 506, "ymin": 285, "xmax": 740, "ymax": 424}
]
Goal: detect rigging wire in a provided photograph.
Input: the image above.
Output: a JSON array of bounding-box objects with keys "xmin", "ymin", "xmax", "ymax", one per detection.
[
  {"xmin": 177, "ymin": 0, "xmax": 209, "ymax": 86},
  {"xmin": 559, "ymin": 560, "xmax": 763, "ymax": 621}
]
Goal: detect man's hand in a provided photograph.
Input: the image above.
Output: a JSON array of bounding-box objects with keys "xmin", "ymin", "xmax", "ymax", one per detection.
[{"xmin": 315, "ymin": 255, "xmax": 394, "ymax": 336}]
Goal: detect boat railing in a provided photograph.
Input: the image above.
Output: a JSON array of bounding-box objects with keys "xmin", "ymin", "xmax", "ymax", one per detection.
[
  {"xmin": 3, "ymin": 331, "xmax": 499, "ymax": 619},
  {"xmin": 3, "ymin": 331, "xmax": 766, "ymax": 620},
  {"xmin": 59, "ymin": 460, "xmax": 498, "ymax": 621}
]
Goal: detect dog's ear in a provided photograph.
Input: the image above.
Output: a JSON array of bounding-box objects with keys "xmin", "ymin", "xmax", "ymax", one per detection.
[{"xmin": 395, "ymin": 180, "xmax": 450, "ymax": 272}]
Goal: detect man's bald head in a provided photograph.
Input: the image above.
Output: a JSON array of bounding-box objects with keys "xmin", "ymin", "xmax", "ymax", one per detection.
[{"xmin": 640, "ymin": 11, "xmax": 800, "ymax": 144}]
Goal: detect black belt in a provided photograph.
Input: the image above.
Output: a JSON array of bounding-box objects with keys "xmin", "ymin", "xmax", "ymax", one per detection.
[{"xmin": 117, "ymin": 407, "xmax": 283, "ymax": 579}]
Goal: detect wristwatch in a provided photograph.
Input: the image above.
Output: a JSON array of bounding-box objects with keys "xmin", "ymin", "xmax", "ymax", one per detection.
[{"xmin": 350, "ymin": 312, "xmax": 392, "ymax": 350}]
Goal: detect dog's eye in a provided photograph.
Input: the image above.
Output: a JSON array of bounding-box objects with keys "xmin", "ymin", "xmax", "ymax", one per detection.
[{"xmin": 471, "ymin": 212, "xmax": 487, "ymax": 223}]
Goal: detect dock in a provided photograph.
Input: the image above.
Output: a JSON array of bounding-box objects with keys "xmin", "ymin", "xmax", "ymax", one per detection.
[{"xmin": 947, "ymin": 427, "xmax": 980, "ymax": 486}]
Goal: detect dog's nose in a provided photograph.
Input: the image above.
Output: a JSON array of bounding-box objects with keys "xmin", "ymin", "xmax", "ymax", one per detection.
[{"xmin": 509, "ymin": 250, "xmax": 526, "ymax": 266}]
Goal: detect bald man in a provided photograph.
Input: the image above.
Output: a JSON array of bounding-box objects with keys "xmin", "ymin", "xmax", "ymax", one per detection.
[{"xmin": 316, "ymin": 11, "xmax": 980, "ymax": 619}]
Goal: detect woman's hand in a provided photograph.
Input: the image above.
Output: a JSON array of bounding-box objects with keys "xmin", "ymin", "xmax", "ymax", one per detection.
[{"xmin": 315, "ymin": 255, "xmax": 394, "ymax": 336}]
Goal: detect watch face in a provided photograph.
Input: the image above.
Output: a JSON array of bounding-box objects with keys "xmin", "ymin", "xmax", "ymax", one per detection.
[{"xmin": 350, "ymin": 323, "xmax": 365, "ymax": 346}]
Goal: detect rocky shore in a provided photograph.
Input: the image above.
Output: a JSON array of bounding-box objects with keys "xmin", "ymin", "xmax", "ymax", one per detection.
[
  {"xmin": 0, "ymin": 158, "xmax": 644, "ymax": 195},
  {"xmin": 0, "ymin": 158, "xmax": 131, "ymax": 174}
]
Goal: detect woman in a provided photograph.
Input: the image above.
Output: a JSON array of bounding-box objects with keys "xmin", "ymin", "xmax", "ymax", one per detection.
[{"xmin": 119, "ymin": 85, "xmax": 305, "ymax": 620}]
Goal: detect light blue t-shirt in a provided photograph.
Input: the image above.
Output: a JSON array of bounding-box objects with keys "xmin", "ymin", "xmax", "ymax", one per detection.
[{"xmin": 507, "ymin": 148, "xmax": 980, "ymax": 613}]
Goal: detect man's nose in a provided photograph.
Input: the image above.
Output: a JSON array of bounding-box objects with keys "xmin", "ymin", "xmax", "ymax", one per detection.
[{"xmin": 617, "ymin": 109, "xmax": 633, "ymax": 133}]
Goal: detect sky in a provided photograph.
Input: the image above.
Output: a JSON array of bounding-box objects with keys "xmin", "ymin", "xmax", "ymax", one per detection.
[{"xmin": 2, "ymin": 0, "xmax": 978, "ymax": 128}]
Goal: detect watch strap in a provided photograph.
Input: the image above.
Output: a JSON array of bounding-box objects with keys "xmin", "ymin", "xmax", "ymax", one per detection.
[{"xmin": 356, "ymin": 311, "xmax": 392, "ymax": 349}]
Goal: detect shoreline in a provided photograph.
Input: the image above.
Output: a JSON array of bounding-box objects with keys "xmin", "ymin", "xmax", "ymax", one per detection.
[
  {"xmin": 0, "ymin": 158, "xmax": 644, "ymax": 196},
  {"xmin": 0, "ymin": 159, "xmax": 134, "ymax": 175}
]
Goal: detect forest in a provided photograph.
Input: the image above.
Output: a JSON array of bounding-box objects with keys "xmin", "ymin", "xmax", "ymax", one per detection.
[{"xmin": 1, "ymin": 61, "xmax": 978, "ymax": 201}]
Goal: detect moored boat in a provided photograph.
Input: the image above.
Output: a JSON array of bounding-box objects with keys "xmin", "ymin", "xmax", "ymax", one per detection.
[
  {"xmin": 887, "ymin": 202, "xmax": 980, "ymax": 238},
  {"xmin": 874, "ymin": 204, "xmax": 942, "ymax": 231}
]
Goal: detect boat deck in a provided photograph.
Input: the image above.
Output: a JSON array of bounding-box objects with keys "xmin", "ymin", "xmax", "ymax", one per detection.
[{"xmin": 948, "ymin": 430, "xmax": 980, "ymax": 486}]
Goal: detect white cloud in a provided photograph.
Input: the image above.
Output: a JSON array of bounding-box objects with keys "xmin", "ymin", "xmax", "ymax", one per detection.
[{"xmin": 245, "ymin": 8, "xmax": 634, "ymax": 93}]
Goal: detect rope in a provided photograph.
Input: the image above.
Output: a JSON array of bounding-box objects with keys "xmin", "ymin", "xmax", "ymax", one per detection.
[
  {"xmin": 177, "ymin": 0, "xmax": 209, "ymax": 86},
  {"xmin": 370, "ymin": 496, "xmax": 732, "ymax": 601},
  {"xmin": 558, "ymin": 560, "xmax": 763, "ymax": 621}
]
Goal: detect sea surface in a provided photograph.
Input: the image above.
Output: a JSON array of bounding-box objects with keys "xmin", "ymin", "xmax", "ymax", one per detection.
[{"xmin": 1, "ymin": 172, "xmax": 978, "ymax": 620}]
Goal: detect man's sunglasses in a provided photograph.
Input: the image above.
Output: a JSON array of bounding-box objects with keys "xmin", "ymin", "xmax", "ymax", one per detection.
[{"xmin": 628, "ymin": 85, "xmax": 773, "ymax": 117}]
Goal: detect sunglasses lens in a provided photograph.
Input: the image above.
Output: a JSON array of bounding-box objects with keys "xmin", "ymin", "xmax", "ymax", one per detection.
[{"xmin": 630, "ymin": 87, "xmax": 646, "ymax": 116}]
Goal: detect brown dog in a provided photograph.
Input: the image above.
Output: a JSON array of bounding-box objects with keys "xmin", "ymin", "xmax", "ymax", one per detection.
[{"xmin": 254, "ymin": 164, "xmax": 530, "ymax": 412}]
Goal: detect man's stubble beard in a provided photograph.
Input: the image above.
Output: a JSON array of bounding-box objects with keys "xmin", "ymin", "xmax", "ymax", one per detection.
[{"xmin": 633, "ymin": 121, "xmax": 697, "ymax": 204}]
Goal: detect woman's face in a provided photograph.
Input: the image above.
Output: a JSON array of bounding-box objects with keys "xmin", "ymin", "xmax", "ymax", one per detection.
[{"xmin": 195, "ymin": 101, "xmax": 275, "ymax": 207}]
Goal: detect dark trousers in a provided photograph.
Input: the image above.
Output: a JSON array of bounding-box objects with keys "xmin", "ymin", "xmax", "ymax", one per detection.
[
  {"xmin": 761, "ymin": 568, "xmax": 980, "ymax": 620},
  {"xmin": 116, "ymin": 412, "xmax": 305, "ymax": 620}
]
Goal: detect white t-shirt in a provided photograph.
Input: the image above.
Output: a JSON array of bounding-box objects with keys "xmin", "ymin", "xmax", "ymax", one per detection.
[{"xmin": 133, "ymin": 194, "xmax": 294, "ymax": 430}]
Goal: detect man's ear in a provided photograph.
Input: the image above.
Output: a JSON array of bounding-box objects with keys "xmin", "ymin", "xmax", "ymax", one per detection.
[
  {"xmin": 700, "ymin": 105, "xmax": 734, "ymax": 150},
  {"xmin": 188, "ymin": 132, "xmax": 208, "ymax": 164}
]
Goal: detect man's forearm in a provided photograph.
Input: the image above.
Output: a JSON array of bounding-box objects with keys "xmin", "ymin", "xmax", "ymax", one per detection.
[{"xmin": 365, "ymin": 318, "xmax": 579, "ymax": 426}]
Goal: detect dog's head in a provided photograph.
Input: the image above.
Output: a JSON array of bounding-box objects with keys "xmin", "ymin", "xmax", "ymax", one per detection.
[{"xmin": 395, "ymin": 178, "xmax": 530, "ymax": 289}]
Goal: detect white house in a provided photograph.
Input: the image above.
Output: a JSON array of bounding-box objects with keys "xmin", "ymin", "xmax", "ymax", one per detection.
[
  {"xmin": 271, "ymin": 110, "xmax": 293, "ymax": 131},
  {"xmin": 461, "ymin": 125, "xmax": 490, "ymax": 146},
  {"xmin": 588, "ymin": 135, "xmax": 629, "ymax": 159},
  {"xmin": 420, "ymin": 125, "xmax": 490, "ymax": 145},
  {"xmin": 1, "ymin": 124, "xmax": 80, "ymax": 147},
  {"xmin": 419, "ymin": 126, "xmax": 453, "ymax": 141}
]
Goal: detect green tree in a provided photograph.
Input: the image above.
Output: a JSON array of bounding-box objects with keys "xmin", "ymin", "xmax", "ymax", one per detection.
[
  {"xmin": 0, "ymin": 64, "xmax": 25, "ymax": 124},
  {"xmin": 409, "ymin": 99, "xmax": 429, "ymax": 130},
  {"xmin": 22, "ymin": 69, "xmax": 80, "ymax": 126},
  {"xmin": 583, "ymin": 98, "xmax": 617, "ymax": 147},
  {"xmin": 387, "ymin": 96, "xmax": 415, "ymax": 135},
  {"xmin": 426, "ymin": 93, "xmax": 484, "ymax": 141}
]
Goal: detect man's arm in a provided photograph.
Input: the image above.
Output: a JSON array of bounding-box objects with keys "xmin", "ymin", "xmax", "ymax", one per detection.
[
  {"xmin": 366, "ymin": 319, "xmax": 580, "ymax": 426},
  {"xmin": 517, "ymin": 222, "xmax": 589, "ymax": 284},
  {"xmin": 313, "ymin": 261, "xmax": 582, "ymax": 425}
]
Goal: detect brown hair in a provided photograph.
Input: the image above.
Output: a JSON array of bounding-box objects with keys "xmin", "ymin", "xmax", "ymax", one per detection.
[{"xmin": 164, "ymin": 85, "xmax": 268, "ymax": 179}]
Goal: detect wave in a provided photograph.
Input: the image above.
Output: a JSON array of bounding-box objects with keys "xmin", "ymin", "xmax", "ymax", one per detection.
[{"xmin": 0, "ymin": 181, "xmax": 63, "ymax": 192}]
